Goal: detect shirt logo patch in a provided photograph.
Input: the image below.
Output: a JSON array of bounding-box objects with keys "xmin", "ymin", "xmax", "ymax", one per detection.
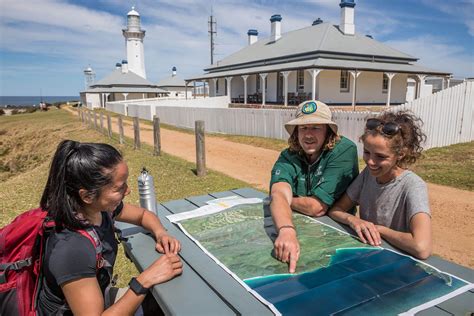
[
  {"xmin": 275, "ymin": 169, "xmax": 281, "ymax": 175},
  {"xmin": 301, "ymin": 101, "xmax": 317, "ymax": 114}
]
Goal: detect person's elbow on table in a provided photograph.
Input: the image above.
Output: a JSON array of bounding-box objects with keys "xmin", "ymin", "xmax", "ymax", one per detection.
[
  {"xmin": 414, "ymin": 248, "xmax": 431, "ymax": 261},
  {"xmin": 411, "ymin": 239, "xmax": 432, "ymax": 260},
  {"xmin": 291, "ymin": 196, "xmax": 328, "ymax": 217}
]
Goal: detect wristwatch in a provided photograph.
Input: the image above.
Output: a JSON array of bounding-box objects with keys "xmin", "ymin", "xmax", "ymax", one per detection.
[{"xmin": 129, "ymin": 277, "xmax": 149, "ymax": 295}]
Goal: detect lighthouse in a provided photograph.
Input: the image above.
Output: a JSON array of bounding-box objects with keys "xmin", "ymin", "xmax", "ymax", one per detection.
[
  {"xmin": 83, "ymin": 66, "xmax": 95, "ymax": 89},
  {"xmin": 122, "ymin": 7, "xmax": 146, "ymax": 78}
]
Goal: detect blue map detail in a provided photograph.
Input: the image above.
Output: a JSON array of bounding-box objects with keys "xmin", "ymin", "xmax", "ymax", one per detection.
[{"xmin": 245, "ymin": 248, "xmax": 465, "ymax": 315}]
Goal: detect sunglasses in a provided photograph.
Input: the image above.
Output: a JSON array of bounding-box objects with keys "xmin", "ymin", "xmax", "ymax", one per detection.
[{"xmin": 366, "ymin": 118, "xmax": 400, "ymax": 136}]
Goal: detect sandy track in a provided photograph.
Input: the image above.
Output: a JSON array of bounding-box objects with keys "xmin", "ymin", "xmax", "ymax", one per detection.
[{"xmin": 75, "ymin": 109, "xmax": 474, "ymax": 268}]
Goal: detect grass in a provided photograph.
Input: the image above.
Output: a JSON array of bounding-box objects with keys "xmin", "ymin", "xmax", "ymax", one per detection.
[
  {"xmin": 412, "ymin": 141, "xmax": 474, "ymax": 191},
  {"xmin": 0, "ymin": 108, "xmax": 248, "ymax": 286}
]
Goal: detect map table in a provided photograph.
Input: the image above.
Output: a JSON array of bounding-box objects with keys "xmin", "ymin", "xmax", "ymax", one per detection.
[{"xmin": 115, "ymin": 188, "xmax": 474, "ymax": 315}]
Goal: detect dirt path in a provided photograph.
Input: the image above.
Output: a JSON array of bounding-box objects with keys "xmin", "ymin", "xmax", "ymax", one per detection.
[{"xmin": 75, "ymin": 109, "xmax": 474, "ymax": 268}]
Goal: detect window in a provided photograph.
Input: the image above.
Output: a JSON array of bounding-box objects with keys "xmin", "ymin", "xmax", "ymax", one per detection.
[
  {"xmin": 340, "ymin": 70, "xmax": 350, "ymax": 92},
  {"xmin": 216, "ymin": 79, "xmax": 219, "ymax": 93},
  {"xmin": 297, "ymin": 70, "xmax": 305, "ymax": 92},
  {"xmin": 382, "ymin": 74, "xmax": 389, "ymax": 93}
]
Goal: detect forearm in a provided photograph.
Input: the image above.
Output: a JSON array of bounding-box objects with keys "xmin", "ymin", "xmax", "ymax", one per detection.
[
  {"xmin": 291, "ymin": 196, "xmax": 327, "ymax": 217},
  {"xmin": 270, "ymin": 193, "xmax": 294, "ymax": 229},
  {"xmin": 141, "ymin": 209, "xmax": 167, "ymax": 238},
  {"xmin": 120, "ymin": 203, "xmax": 167, "ymax": 238},
  {"xmin": 328, "ymin": 206, "xmax": 354, "ymax": 225},
  {"xmin": 103, "ymin": 290, "xmax": 145, "ymax": 316},
  {"xmin": 377, "ymin": 226, "xmax": 431, "ymax": 259}
]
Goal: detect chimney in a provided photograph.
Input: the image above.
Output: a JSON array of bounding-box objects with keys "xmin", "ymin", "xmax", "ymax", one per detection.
[
  {"xmin": 172, "ymin": 66, "xmax": 177, "ymax": 77},
  {"xmin": 247, "ymin": 29, "xmax": 258, "ymax": 45},
  {"xmin": 115, "ymin": 62, "xmax": 122, "ymax": 69},
  {"xmin": 312, "ymin": 18, "xmax": 323, "ymax": 26},
  {"xmin": 270, "ymin": 14, "xmax": 282, "ymax": 42},
  {"xmin": 121, "ymin": 60, "xmax": 128, "ymax": 73},
  {"xmin": 339, "ymin": 0, "xmax": 356, "ymax": 36}
]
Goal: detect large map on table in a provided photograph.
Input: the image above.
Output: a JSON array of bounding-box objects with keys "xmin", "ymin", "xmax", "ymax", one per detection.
[{"xmin": 168, "ymin": 198, "xmax": 473, "ymax": 315}]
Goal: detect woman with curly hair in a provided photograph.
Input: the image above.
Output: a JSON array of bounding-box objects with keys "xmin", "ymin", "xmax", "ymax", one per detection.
[
  {"xmin": 270, "ymin": 100, "xmax": 359, "ymax": 273},
  {"xmin": 329, "ymin": 110, "xmax": 431, "ymax": 259}
]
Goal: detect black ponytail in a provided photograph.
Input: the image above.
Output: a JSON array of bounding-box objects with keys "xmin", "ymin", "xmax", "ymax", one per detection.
[{"xmin": 40, "ymin": 140, "xmax": 123, "ymax": 229}]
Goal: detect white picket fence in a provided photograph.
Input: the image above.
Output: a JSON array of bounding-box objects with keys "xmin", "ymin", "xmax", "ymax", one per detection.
[
  {"xmin": 105, "ymin": 80, "xmax": 473, "ymax": 156},
  {"xmin": 391, "ymin": 80, "xmax": 473, "ymax": 149}
]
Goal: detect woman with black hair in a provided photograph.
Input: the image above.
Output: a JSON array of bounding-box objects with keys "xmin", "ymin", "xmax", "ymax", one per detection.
[{"xmin": 37, "ymin": 140, "xmax": 182, "ymax": 315}]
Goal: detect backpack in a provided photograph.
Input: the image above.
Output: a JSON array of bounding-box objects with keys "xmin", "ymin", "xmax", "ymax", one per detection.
[{"xmin": 0, "ymin": 208, "xmax": 103, "ymax": 316}]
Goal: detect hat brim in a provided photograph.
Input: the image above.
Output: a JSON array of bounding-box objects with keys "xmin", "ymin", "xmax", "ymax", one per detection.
[{"xmin": 285, "ymin": 117, "xmax": 338, "ymax": 135}]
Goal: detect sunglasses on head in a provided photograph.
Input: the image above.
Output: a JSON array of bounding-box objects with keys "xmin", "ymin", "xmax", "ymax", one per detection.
[{"xmin": 366, "ymin": 118, "xmax": 400, "ymax": 136}]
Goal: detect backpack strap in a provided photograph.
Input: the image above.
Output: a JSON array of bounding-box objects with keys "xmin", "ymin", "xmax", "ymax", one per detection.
[{"xmin": 76, "ymin": 228, "xmax": 105, "ymax": 270}]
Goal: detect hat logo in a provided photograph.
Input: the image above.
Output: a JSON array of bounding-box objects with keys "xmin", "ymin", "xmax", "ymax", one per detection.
[{"xmin": 301, "ymin": 101, "xmax": 317, "ymax": 114}]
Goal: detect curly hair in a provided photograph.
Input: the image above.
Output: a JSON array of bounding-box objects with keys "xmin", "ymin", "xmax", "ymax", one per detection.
[
  {"xmin": 288, "ymin": 126, "xmax": 341, "ymax": 155},
  {"xmin": 361, "ymin": 110, "xmax": 427, "ymax": 167}
]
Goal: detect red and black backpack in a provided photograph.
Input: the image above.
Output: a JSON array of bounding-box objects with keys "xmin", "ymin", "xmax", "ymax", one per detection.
[{"xmin": 0, "ymin": 208, "xmax": 103, "ymax": 316}]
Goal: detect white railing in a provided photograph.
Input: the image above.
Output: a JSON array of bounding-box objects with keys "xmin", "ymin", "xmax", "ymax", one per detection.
[{"xmin": 105, "ymin": 80, "xmax": 473, "ymax": 155}]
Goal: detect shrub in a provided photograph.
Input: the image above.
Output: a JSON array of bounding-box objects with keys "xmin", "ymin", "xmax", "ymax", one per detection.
[
  {"xmin": 11, "ymin": 109, "xmax": 19, "ymax": 115},
  {"xmin": 0, "ymin": 109, "xmax": 5, "ymax": 116}
]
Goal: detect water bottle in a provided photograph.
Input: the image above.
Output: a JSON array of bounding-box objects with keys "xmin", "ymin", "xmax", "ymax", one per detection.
[{"xmin": 138, "ymin": 167, "xmax": 157, "ymax": 215}]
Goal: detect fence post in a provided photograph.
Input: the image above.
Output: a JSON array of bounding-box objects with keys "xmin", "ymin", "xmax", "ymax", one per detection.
[
  {"xmin": 153, "ymin": 116, "xmax": 161, "ymax": 156},
  {"xmin": 87, "ymin": 110, "xmax": 91, "ymax": 127},
  {"xmin": 78, "ymin": 108, "xmax": 83, "ymax": 123},
  {"xmin": 107, "ymin": 115, "xmax": 112, "ymax": 138},
  {"xmin": 99, "ymin": 113, "xmax": 104, "ymax": 133},
  {"xmin": 195, "ymin": 120, "xmax": 206, "ymax": 176},
  {"xmin": 133, "ymin": 117, "xmax": 141, "ymax": 150},
  {"xmin": 93, "ymin": 111, "xmax": 98, "ymax": 130},
  {"xmin": 118, "ymin": 115, "xmax": 124, "ymax": 145}
]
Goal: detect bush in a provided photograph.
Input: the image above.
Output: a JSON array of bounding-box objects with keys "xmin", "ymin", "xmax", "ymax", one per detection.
[
  {"xmin": 0, "ymin": 109, "xmax": 5, "ymax": 116},
  {"xmin": 25, "ymin": 107, "xmax": 37, "ymax": 113},
  {"xmin": 11, "ymin": 109, "xmax": 19, "ymax": 115}
]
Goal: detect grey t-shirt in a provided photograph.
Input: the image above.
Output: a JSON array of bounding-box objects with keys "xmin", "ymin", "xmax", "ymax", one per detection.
[{"xmin": 346, "ymin": 168, "xmax": 430, "ymax": 232}]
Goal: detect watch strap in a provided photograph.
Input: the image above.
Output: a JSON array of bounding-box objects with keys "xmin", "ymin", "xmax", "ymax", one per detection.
[{"xmin": 129, "ymin": 277, "xmax": 149, "ymax": 295}]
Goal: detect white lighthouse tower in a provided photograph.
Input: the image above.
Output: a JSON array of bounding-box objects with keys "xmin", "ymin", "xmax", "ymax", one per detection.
[
  {"xmin": 83, "ymin": 66, "xmax": 95, "ymax": 89},
  {"xmin": 122, "ymin": 7, "xmax": 146, "ymax": 78}
]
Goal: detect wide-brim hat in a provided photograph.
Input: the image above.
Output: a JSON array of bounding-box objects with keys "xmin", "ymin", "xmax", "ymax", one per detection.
[{"xmin": 284, "ymin": 100, "xmax": 338, "ymax": 135}]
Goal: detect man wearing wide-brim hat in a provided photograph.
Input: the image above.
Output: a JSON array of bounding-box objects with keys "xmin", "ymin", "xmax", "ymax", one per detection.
[{"xmin": 269, "ymin": 100, "xmax": 359, "ymax": 273}]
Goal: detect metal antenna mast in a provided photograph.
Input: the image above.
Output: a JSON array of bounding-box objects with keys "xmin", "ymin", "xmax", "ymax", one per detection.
[{"xmin": 208, "ymin": 7, "xmax": 216, "ymax": 65}]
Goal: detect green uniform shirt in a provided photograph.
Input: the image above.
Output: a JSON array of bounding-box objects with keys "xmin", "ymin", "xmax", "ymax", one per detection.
[{"xmin": 270, "ymin": 136, "xmax": 359, "ymax": 208}]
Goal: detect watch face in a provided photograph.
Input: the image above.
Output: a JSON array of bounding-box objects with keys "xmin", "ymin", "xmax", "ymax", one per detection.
[{"xmin": 130, "ymin": 277, "xmax": 148, "ymax": 295}]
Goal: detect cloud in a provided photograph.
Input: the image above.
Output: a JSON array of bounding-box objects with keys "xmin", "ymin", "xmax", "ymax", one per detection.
[
  {"xmin": 0, "ymin": 0, "xmax": 123, "ymax": 34},
  {"xmin": 384, "ymin": 35, "xmax": 474, "ymax": 78},
  {"xmin": 1, "ymin": 0, "xmax": 473, "ymax": 95},
  {"xmin": 420, "ymin": 0, "xmax": 474, "ymax": 36}
]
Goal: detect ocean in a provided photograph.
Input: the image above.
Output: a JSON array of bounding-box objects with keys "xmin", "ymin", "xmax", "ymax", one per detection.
[{"xmin": 0, "ymin": 96, "xmax": 80, "ymax": 107}]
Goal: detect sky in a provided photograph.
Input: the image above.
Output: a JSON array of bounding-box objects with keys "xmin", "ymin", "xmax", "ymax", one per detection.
[{"xmin": 0, "ymin": 0, "xmax": 473, "ymax": 96}]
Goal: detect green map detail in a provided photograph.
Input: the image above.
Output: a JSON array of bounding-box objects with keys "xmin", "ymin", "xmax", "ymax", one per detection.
[{"xmin": 180, "ymin": 203, "xmax": 372, "ymax": 280}]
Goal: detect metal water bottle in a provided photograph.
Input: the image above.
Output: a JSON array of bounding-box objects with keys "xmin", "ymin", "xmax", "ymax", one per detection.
[{"xmin": 138, "ymin": 167, "xmax": 157, "ymax": 215}]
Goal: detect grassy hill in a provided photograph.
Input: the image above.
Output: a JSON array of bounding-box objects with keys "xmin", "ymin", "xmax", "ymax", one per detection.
[{"xmin": 0, "ymin": 108, "xmax": 248, "ymax": 286}]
